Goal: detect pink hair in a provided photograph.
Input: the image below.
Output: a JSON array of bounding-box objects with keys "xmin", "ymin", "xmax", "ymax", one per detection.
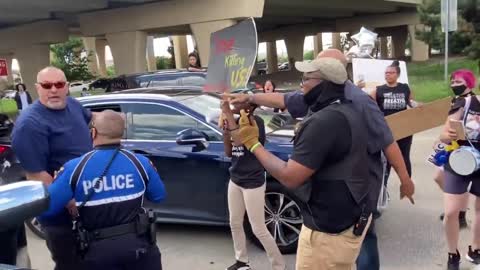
[{"xmin": 451, "ymin": 69, "xmax": 477, "ymax": 89}]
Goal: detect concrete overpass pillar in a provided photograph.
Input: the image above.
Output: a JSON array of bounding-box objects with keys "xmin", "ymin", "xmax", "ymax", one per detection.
[
  {"xmin": 82, "ymin": 37, "xmax": 99, "ymax": 76},
  {"xmin": 313, "ymin": 33, "xmax": 323, "ymax": 56},
  {"xmin": 172, "ymin": 35, "xmax": 189, "ymax": 69},
  {"xmin": 146, "ymin": 36, "xmax": 156, "ymax": 72},
  {"xmin": 285, "ymin": 35, "xmax": 305, "ymax": 68},
  {"xmin": 95, "ymin": 39, "xmax": 108, "ymax": 77},
  {"xmin": 409, "ymin": 24, "xmax": 429, "ymax": 62},
  {"xmin": 332, "ymin": 33, "xmax": 342, "ymax": 50},
  {"xmin": 391, "ymin": 27, "xmax": 408, "ymax": 59},
  {"xmin": 266, "ymin": 41, "xmax": 278, "ymax": 74},
  {"xmin": 106, "ymin": 31, "xmax": 147, "ymax": 75},
  {"xmin": 379, "ymin": 37, "xmax": 388, "ymax": 59},
  {"xmin": 190, "ymin": 19, "xmax": 236, "ymax": 67},
  {"xmin": 15, "ymin": 45, "xmax": 50, "ymax": 98}
]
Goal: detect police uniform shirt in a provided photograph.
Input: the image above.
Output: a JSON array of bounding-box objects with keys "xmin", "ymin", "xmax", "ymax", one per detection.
[{"xmin": 41, "ymin": 145, "xmax": 166, "ymax": 230}]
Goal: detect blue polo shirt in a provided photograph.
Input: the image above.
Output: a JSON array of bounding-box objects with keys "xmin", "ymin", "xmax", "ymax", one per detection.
[{"xmin": 12, "ymin": 97, "xmax": 93, "ymax": 225}]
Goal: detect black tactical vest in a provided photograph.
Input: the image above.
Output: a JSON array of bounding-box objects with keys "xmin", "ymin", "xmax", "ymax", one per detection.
[{"xmin": 294, "ymin": 101, "xmax": 371, "ymax": 233}]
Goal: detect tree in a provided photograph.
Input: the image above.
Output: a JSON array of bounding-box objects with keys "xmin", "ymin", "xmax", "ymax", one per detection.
[
  {"xmin": 156, "ymin": 56, "xmax": 172, "ymax": 70},
  {"xmin": 461, "ymin": 0, "xmax": 480, "ymax": 70},
  {"xmin": 416, "ymin": 0, "xmax": 477, "ymax": 55},
  {"xmin": 416, "ymin": 0, "xmax": 443, "ymax": 55},
  {"xmin": 50, "ymin": 37, "xmax": 94, "ymax": 82},
  {"xmin": 303, "ymin": 50, "xmax": 314, "ymax": 60}
]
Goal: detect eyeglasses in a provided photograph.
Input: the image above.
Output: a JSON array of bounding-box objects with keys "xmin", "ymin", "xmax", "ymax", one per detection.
[
  {"xmin": 37, "ymin": 81, "xmax": 67, "ymax": 90},
  {"xmin": 301, "ymin": 76, "xmax": 323, "ymax": 85}
]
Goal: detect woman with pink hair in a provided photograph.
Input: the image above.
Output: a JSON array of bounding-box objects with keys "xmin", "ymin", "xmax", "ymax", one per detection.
[{"xmin": 439, "ymin": 69, "xmax": 479, "ymax": 270}]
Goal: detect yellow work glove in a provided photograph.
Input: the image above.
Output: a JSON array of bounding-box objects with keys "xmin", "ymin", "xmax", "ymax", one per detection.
[{"xmin": 232, "ymin": 109, "xmax": 260, "ymax": 151}]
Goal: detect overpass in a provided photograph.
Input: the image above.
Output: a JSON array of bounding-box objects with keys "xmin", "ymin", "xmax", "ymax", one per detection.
[{"xmin": 0, "ymin": 0, "xmax": 428, "ymax": 92}]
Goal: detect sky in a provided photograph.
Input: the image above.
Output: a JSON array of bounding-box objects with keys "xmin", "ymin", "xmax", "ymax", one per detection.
[
  {"xmin": 11, "ymin": 33, "xmax": 334, "ymax": 70},
  {"xmin": 106, "ymin": 33, "xmax": 334, "ymax": 59}
]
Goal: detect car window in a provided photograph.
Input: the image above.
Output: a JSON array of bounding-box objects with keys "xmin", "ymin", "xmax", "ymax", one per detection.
[
  {"xmin": 124, "ymin": 103, "xmax": 221, "ymax": 141},
  {"xmin": 179, "ymin": 75, "xmax": 206, "ymax": 87},
  {"xmin": 82, "ymin": 104, "xmax": 126, "ymax": 138},
  {"xmin": 148, "ymin": 79, "xmax": 179, "ymax": 87}
]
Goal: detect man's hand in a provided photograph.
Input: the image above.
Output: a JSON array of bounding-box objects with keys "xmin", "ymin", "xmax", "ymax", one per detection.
[
  {"xmin": 356, "ymin": 80, "xmax": 366, "ymax": 89},
  {"xmin": 231, "ymin": 110, "xmax": 259, "ymax": 150},
  {"xmin": 223, "ymin": 93, "xmax": 250, "ymax": 105},
  {"xmin": 66, "ymin": 199, "xmax": 79, "ymax": 217},
  {"xmin": 446, "ymin": 128, "xmax": 458, "ymax": 141},
  {"xmin": 400, "ymin": 178, "xmax": 415, "ymax": 204}
]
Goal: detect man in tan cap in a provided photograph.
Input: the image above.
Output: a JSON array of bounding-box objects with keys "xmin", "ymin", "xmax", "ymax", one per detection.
[
  {"xmin": 227, "ymin": 49, "xmax": 415, "ymax": 270},
  {"xmin": 230, "ymin": 56, "xmax": 372, "ymax": 270}
]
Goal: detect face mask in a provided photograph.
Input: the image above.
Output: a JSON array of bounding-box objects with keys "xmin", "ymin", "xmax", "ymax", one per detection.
[
  {"xmin": 303, "ymin": 81, "xmax": 328, "ymax": 106},
  {"xmin": 451, "ymin": 85, "xmax": 467, "ymax": 96}
]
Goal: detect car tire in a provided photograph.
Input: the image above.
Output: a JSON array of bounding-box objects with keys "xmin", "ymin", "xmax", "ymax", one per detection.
[
  {"xmin": 244, "ymin": 182, "xmax": 303, "ymax": 254},
  {"xmin": 26, "ymin": 217, "xmax": 46, "ymax": 240}
]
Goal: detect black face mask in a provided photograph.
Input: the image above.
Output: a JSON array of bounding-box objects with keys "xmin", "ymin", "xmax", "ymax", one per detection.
[
  {"xmin": 303, "ymin": 81, "xmax": 328, "ymax": 106},
  {"xmin": 303, "ymin": 81, "xmax": 345, "ymax": 112},
  {"xmin": 451, "ymin": 85, "xmax": 467, "ymax": 96}
]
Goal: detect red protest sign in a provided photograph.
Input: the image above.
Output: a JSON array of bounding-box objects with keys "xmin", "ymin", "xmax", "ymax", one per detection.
[{"xmin": 0, "ymin": 59, "xmax": 8, "ymax": 76}]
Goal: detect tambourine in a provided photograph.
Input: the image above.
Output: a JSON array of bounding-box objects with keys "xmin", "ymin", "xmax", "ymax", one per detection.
[{"xmin": 449, "ymin": 146, "xmax": 480, "ymax": 176}]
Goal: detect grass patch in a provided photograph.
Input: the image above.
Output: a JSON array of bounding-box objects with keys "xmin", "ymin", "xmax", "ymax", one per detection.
[
  {"xmin": 0, "ymin": 99, "xmax": 18, "ymax": 117},
  {"xmin": 408, "ymin": 57, "xmax": 479, "ymax": 103}
]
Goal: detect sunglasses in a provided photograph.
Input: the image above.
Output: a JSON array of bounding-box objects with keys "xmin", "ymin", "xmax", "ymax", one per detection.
[{"xmin": 38, "ymin": 81, "xmax": 67, "ymax": 90}]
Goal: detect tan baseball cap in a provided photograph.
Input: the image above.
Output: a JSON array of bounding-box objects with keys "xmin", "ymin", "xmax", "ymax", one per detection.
[
  {"xmin": 295, "ymin": 57, "xmax": 348, "ymax": 84},
  {"xmin": 317, "ymin": 48, "xmax": 348, "ymax": 67}
]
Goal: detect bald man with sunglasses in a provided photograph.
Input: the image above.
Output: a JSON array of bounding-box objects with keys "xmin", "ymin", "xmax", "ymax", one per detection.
[{"xmin": 12, "ymin": 67, "xmax": 94, "ymax": 270}]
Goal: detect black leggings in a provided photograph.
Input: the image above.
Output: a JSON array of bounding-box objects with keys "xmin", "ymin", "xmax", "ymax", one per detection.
[{"xmin": 385, "ymin": 136, "xmax": 413, "ymax": 183}]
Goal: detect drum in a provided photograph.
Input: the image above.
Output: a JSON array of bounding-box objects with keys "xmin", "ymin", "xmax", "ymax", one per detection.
[{"xmin": 449, "ymin": 146, "xmax": 480, "ymax": 176}]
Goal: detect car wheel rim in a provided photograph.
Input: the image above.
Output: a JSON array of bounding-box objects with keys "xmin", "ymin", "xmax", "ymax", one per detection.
[{"xmin": 264, "ymin": 192, "xmax": 302, "ymax": 247}]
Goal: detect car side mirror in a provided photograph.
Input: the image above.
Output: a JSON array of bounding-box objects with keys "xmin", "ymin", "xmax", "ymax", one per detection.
[
  {"xmin": 0, "ymin": 181, "xmax": 49, "ymax": 231},
  {"xmin": 176, "ymin": 128, "xmax": 209, "ymax": 152}
]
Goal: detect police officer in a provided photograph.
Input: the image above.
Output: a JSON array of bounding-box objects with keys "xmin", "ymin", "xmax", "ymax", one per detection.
[
  {"xmin": 232, "ymin": 57, "xmax": 372, "ymax": 270},
  {"xmin": 40, "ymin": 110, "xmax": 166, "ymax": 270}
]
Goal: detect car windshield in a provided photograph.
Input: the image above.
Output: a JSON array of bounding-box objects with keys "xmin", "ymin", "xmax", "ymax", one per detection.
[{"xmin": 174, "ymin": 94, "xmax": 294, "ymax": 133}]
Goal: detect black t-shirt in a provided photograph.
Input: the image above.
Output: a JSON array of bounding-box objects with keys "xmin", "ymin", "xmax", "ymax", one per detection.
[
  {"xmin": 376, "ymin": 83, "xmax": 411, "ymax": 116},
  {"xmin": 229, "ymin": 115, "xmax": 266, "ymax": 189},
  {"xmin": 291, "ymin": 109, "xmax": 360, "ymax": 233}
]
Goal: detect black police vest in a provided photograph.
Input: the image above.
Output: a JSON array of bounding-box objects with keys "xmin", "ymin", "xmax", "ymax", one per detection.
[{"xmin": 295, "ymin": 102, "xmax": 370, "ymax": 233}]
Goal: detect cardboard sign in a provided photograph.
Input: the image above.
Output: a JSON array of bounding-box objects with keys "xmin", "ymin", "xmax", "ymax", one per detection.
[
  {"xmin": 204, "ymin": 18, "xmax": 258, "ymax": 93},
  {"xmin": 385, "ymin": 97, "xmax": 452, "ymax": 140},
  {"xmin": 352, "ymin": 58, "xmax": 409, "ymax": 94},
  {"xmin": 0, "ymin": 59, "xmax": 8, "ymax": 76}
]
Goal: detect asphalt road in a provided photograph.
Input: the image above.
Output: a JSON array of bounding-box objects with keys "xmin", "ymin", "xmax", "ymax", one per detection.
[{"xmin": 24, "ymin": 127, "xmax": 480, "ymax": 270}]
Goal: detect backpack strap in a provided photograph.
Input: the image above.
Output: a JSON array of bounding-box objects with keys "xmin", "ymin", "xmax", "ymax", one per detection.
[
  {"xmin": 119, "ymin": 149, "xmax": 149, "ymax": 186},
  {"xmin": 70, "ymin": 151, "xmax": 96, "ymax": 193}
]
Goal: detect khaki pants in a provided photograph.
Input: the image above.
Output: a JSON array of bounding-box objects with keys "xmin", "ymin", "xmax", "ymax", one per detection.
[
  {"xmin": 295, "ymin": 216, "xmax": 372, "ymax": 270},
  {"xmin": 228, "ymin": 181, "xmax": 286, "ymax": 270}
]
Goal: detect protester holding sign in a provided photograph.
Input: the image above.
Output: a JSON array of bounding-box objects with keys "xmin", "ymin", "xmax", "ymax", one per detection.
[
  {"xmin": 438, "ymin": 69, "xmax": 480, "ymax": 270},
  {"xmin": 220, "ymin": 98, "xmax": 286, "ymax": 270},
  {"xmin": 369, "ymin": 61, "xmax": 416, "ymax": 183}
]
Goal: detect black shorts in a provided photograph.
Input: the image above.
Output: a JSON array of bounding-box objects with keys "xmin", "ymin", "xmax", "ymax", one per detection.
[{"xmin": 444, "ymin": 170, "xmax": 480, "ymax": 196}]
